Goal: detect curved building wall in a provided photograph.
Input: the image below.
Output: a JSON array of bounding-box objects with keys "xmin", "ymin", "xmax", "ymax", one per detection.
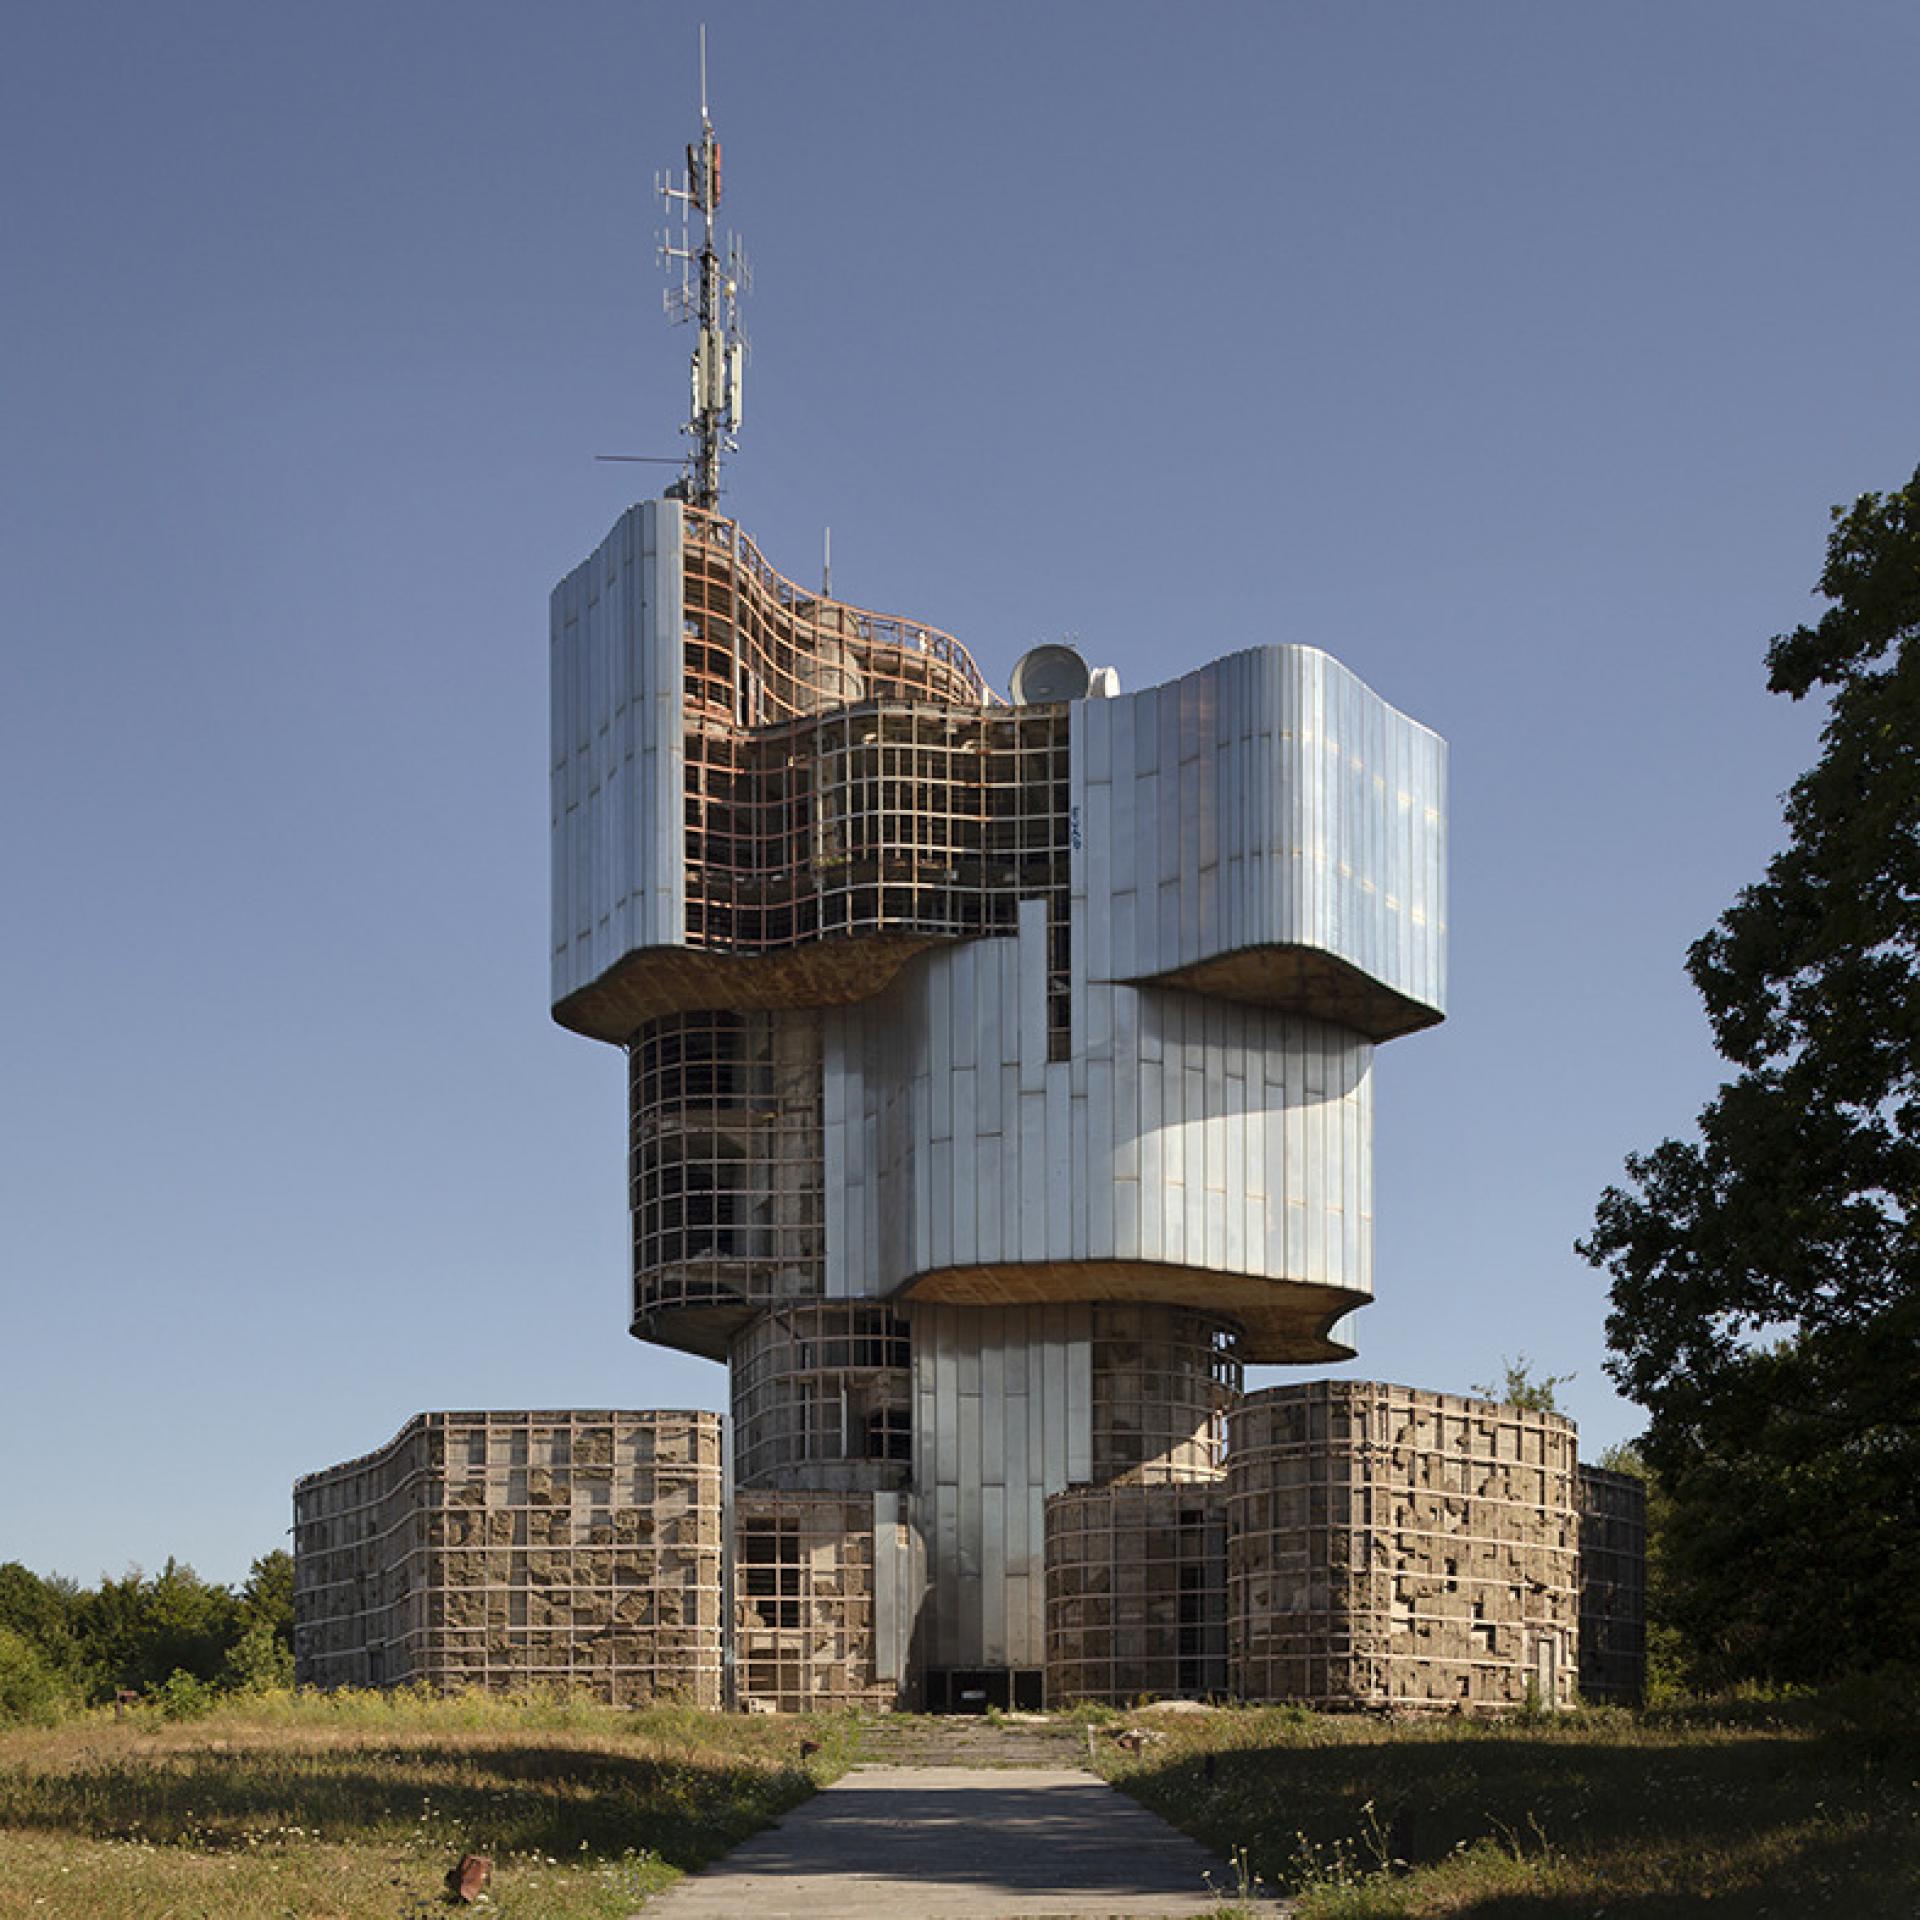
[
  {"xmin": 551, "ymin": 502, "xmax": 1019, "ymax": 1041},
  {"xmin": 1228, "ymin": 1382, "xmax": 1578, "ymax": 1710},
  {"xmin": 1071, "ymin": 646, "xmax": 1447, "ymax": 1038},
  {"xmin": 1044, "ymin": 1483, "xmax": 1229, "ymax": 1706},
  {"xmin": 1090, "ymin": 1306, "xmax": 1239, "ymax": 1486},
  {"xmin": 627, "ymin": 1009, "xmax": 824, "ymax": 1357},
  {"xmin": 730, "ymin": 1304, "xmax": 911, "ymax": 1493},
  {"xmin": 824, "ymin": 920, "xmax": 1374, "ymax": 1361},
  {"xmin": 293, "ymin": 1410, "xmax": 724, "ymax": 1707},
  {"xmin": 550, "ymin": 500, "xmax": 686, "ymax": 1015}
]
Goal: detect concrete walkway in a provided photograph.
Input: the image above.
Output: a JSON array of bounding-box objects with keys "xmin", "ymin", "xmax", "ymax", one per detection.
[{"xmin": 640, "ymin": 1764, "xmax": 1277, "ymax": 1917}]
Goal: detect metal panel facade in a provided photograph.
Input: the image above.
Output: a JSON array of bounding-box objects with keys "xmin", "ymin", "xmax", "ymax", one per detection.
[
  {"xmin": 823, "ymin": 930, "xmax": 1376, "ymax": 1303},
  {"xmin": 548, "ymin": 486, "xmax": 1454, "ymax": 1700},
  {"xmin": 1076, "ymin": 646, "xmax": 1448, "ymax": 1022},
  {"xmin": 549, "ymin": 500, "xmax": 685, "ymax": 1010},
  {"xmin": 910, "ymin": 1302, "xmax": 1092, "ymax": 1673}
]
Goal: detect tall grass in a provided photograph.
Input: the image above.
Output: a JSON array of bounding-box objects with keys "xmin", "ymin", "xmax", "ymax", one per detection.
[
  {"xmin": 1100, "ymin": 1689, "xmax": 1920, "ymax": 1918},
  {"xmin": 0, "ymin": 1689, "xmax": 863, "ymax": 1918}
]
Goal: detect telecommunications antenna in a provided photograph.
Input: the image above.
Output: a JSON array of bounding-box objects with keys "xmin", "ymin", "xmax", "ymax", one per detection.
[{"xmin": 657, "ymin": 24, "xmax": 749, "ymax": 509}]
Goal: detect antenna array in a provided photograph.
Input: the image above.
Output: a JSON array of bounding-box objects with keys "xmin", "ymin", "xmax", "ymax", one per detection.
[{"xmin": 657, "ymin": 25, "xmax": 748, "ymax": 510}]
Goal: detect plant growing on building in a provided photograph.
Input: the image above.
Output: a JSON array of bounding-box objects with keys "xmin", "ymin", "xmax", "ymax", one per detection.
[{"xmin": 1471, "ymin": 1355, "xmax": 1575, "ymax": 1412}]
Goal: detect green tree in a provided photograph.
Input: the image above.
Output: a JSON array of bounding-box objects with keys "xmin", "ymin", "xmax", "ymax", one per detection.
[
  {"xmin": 224, "ymin": 1549, "xmax": 296, "ymax": 1690},
  {"xmin": 0, "ymin": 1563, "xmax": 83, "ymax": 1682},
  {"xmin": 0, "ymin": 1626, "xmax": 73, "ymax": 1726},
  {"xmin": 237, "ymin": 1550, "xmax": 294, "ymax": 1644},
  {"xmin": 79, "ymin": 1560, "xmax": 241, "ymax": 1698},
  {"xmin": 1581, "ymin": 467, "xmax": 1920, "ymax": 1689}
]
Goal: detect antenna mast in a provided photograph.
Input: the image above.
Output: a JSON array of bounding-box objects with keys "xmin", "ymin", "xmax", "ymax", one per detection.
[{"xmin": 658, "ymin": 25, "xmax": 747, "ymax": 510}]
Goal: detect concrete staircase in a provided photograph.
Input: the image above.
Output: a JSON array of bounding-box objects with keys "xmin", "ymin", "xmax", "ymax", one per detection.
[{"xmin": 854, "ymin": 1714, "xmax": 1097, "ymax": 1770}]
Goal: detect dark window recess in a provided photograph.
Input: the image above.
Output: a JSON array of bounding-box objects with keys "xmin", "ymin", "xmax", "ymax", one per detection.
[
  {"xmin": 1046, "ymin": 903, "xmax": 1072, "ymax": 1063},
  {"xmin": 922, "ymin": 1667, "xmax": 1044, "ymax": 1714},
  {"xmin": 739, "ymin": 1522, "xmax": 802, "ymax": 1630},
  {"xmin": 863, "ymin": 1406, "xmax": 912, "ymax": 1461}
]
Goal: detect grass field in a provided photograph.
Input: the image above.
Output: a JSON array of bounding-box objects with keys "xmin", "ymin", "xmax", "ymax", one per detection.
[
  {"xmin": 0, "ymin": 1689, "xmax": 857, "ymax": 1918},
  {"xmin": 1093, "ymin": 1691, "xmax": 1920, "ymax": 1917},
  {"xmin": 2, "ymin": 1688, "xmax": 1914, "ymax": 1916}
]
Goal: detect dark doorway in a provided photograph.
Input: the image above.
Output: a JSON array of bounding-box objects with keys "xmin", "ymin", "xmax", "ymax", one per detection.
[{"xmin": 922, "ymin": 1667, "xmax": 1044, "ymax": 1713}]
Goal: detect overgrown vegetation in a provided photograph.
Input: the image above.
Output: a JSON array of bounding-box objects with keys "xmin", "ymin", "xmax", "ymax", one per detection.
[
  {"xmin": 1100, "ymin": 1691, "xmax": 1920, "ymax": 1917},
  {"xmin": 0, "ymin": 1552, "xmax": 292, "ymax": 1721},
  {"xmin": 0, "ymin": 1690, "xmax": 860, "ymax": 1918},
  {"xmin": 1470, "ymin": 1354, "xmax": 1575, "ymax": 1414}
]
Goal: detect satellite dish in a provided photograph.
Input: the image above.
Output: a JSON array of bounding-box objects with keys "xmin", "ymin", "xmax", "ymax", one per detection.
[{"xmin": 1010, "ymin": 643, "xmax": 1092, "ymax": 706}]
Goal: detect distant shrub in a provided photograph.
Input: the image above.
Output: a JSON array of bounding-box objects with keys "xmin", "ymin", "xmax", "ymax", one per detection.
[
  {"xmin": 1053, "ymin": 1698, "xmax": 1124, "ymax": 1725},
  {"xmin": 149, "ymin": 1668, "xmax": 219, "ymax": 1721},
  {"xmin": 0, "ymin": 1626, "xmax": 73, "ymax": 1726},
  {"xmin": 220, "ymin": 1620, "xmax": 295, "ymax": 1693}
]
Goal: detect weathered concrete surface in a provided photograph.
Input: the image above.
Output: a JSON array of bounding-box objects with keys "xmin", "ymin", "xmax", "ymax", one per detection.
[{"xmin": 639, "ymin": 1764, "xmax": 1278, "ymax": 1916}]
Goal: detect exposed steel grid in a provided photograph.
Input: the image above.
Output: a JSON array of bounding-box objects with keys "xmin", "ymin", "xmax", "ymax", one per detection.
[
  {"xmin": 628, "ymin": 1011, "xmax": 824, "ymax": 1329},
  {"xmin": 684, "ymin": 704, "xmax": 1071, "ymax": 951},
  {"xmin": 731, "ymin": 1303, "xmax": 912, "ymax": 1491},
  {"xmin": 1089, "ymin": 1306, "xmax": 1242, "ymax": 1487},
  {"xmin": 680, "ymin": 511, "xmax": 1071, "ymax": 955},
  {"xmin": 1045, "ymin": 1484, "xmax": 1230, "ymax": 1706},
  {"xmin": 732, "ymin": 1491, "xmax": 900, "ymax": 1713},
  {"xmin": 685, "ymin": 510, "xmax": 992, "ymax": 717}
]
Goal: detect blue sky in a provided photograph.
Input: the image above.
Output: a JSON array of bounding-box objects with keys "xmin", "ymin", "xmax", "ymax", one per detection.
[{"xmin": 3, "ymin": 2, "xmax": 1915, "ymax": 1586}]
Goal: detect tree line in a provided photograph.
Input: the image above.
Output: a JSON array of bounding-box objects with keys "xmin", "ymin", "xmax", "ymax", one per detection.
[
  {"xmin": 0, "ymin": 1551, "xmax": 293, "ymax": 1724},
  {"xmin": 1582, "ymin": 465, "xmax": 1920, "ymax": 1694}
]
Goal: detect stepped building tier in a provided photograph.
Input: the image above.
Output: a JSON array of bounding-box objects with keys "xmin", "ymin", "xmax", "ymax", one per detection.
[{"xmin": 551, "ymin": 500, "xmax": 1449, "ymax": 1708}]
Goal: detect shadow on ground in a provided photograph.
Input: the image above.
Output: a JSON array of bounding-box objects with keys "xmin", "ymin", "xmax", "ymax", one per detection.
[
  {"xmin": 0, "ymin": 1739, "xmax": 814, "ymax": 1870},
  {"xmin": 1110, "ymin": 1718, "xmax": 1920, "ymax": 1918}
]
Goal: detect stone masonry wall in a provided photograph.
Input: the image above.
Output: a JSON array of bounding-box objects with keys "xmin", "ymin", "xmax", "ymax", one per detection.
[
  {"xmin": 293, "ymin": 1410, "xmax": 723, "ymax": 1706},
  {"xmin": 1228, "ymin": 1382, "xmax": 1579, "ymax": 1709}
]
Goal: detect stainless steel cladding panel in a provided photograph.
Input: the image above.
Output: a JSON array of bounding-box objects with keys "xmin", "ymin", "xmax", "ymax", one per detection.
[
  {"xmin": 1076, "ymin": 645, "xmax": 1447, "ymax": 1026},
  {"xmin": 909, "ymin": 1303, "xmax": 1091, "ymax": 1673},
  {"xmin": 822, "ymin": 926, "xmax": 1375, "ymax": 1302},
  {"xmin": 549, "ymin": 500, "xmax": 686, "ymax": 1010}
]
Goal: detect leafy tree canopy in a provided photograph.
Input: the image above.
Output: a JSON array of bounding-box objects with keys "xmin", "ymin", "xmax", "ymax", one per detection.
[
  {"xmin": 238, "ymin": 1550, "xmax": 294, "ymax": 1643},
  {"xmin": 79, "ymin": 1559, "xmax": 241, "ymax": 1696},
  {"xmin": 1581, "ymin": 467, "xmax": 1920, "ymax": 1688}
]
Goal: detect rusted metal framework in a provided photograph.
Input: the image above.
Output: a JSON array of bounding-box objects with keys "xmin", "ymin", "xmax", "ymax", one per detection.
[
  {"xmin": 682, "ymin": 513, "xmax": 1067, "ymax": 957},
  {"xmin": 731, "ymin": 1303, "xmax": 913, "ymax": 1492},
  {"xmin": 1045, "ymin": 1484, "xmax": 1230, "ymax": 1705}
]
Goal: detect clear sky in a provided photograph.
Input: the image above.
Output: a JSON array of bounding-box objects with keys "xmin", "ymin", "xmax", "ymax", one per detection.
[{"xmin": 4, "ymin": 2, "xmax": 1915, "ymax": 1588}]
